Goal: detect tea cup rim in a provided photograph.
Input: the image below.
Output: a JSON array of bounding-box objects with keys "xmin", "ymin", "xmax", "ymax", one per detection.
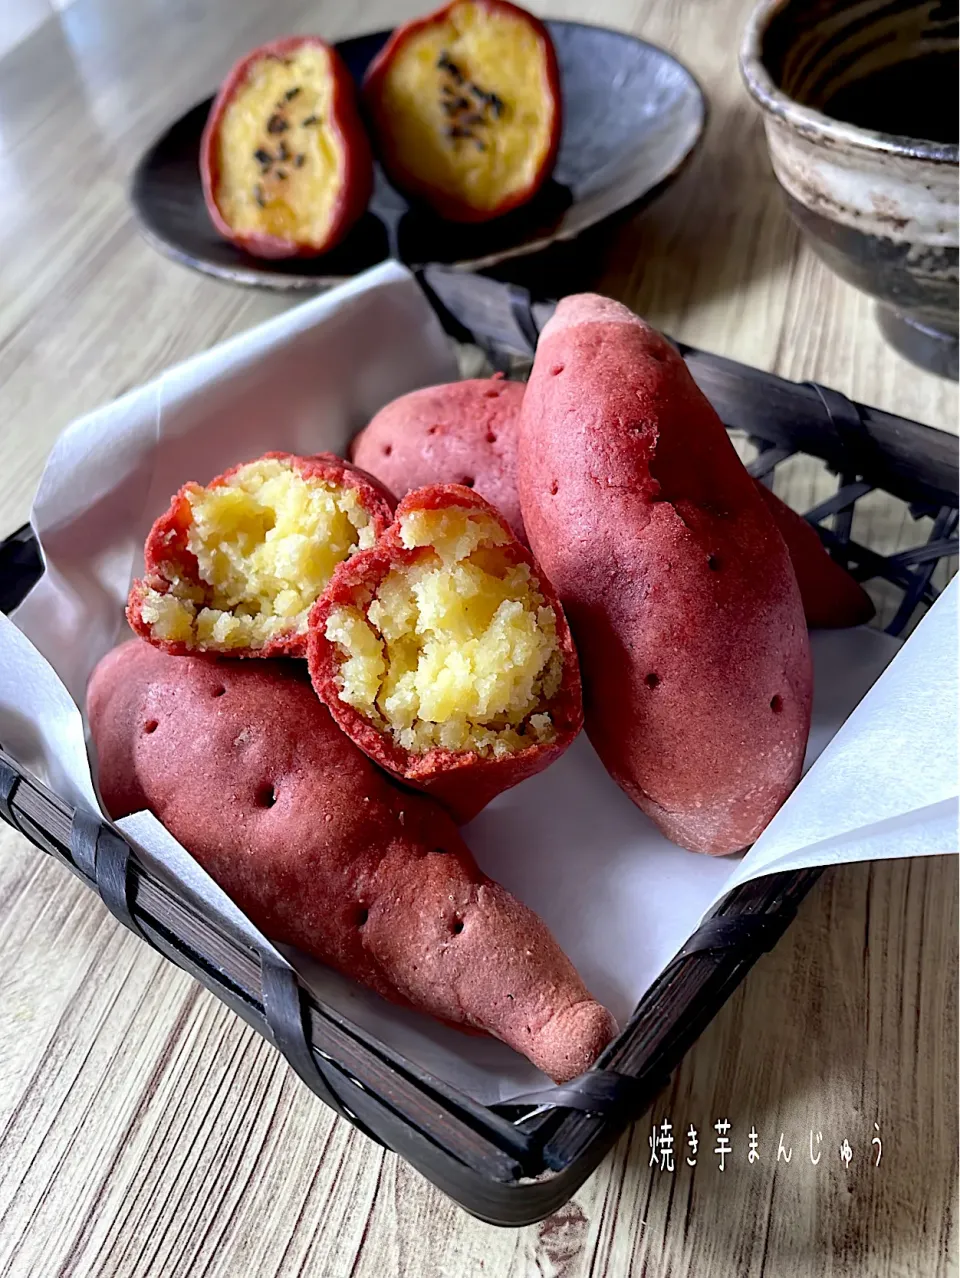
[{"xmin": 740, "ymin": 0, "xmax": 959, "ymax": 167}]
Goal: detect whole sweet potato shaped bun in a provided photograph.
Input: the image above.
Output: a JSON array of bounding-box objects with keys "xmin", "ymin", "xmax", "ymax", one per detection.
[
  {"xmin": 88, "ymin": 642, "xmax": 615, "ymax": 1081},
  {"xmin": 308, "ymin": 485, "xmax": 582, "ymax": 824},
  {"xmin": 201, "ymin": 37, "xmax": 373, "ymax": 260},
  {"xmin": 518, "ymin": 295, "xmax": 813, "ymax": 855},
  {"xmin": 753, "ymin": 482, "xmax": 875, "ymax": 629},
  {"xmin": 127, "ymin": 453, "xmax": 394, "ymax": 659},
  {"xmin": 351, "ymin": 376, "xmax": 528, "ymax": 544},
  {"xmin": 363, "ymin": 0, "xmax": 561, "ymax": 222}
]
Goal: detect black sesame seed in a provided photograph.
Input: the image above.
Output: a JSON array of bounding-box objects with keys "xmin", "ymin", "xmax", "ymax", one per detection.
[
  {"xmin": 285, "ymin": 86, "xmax": 301, "ymax": 100},
  {"xmin": 254, "ymin": 184, "xmax": 266, "ymax": 207},
  {"xmin": 301, "ymin": 114, "xmax": 319, "ymax": 126},
  {"xmin": 489, "ymin": 93, "xmax": 505, "ymax": 117},
  {"xmin": 253, "ymin": 147, "xmax": 272, "ymax": 167},
  {"xmin": 437, "ymin": 51, "xmax": 463, "ymax": 82},
  {"xmin": 294, "ymin": 153, "xmax": 306, "ymax": 168},
  {"xmin": 276, "ymin": 169, "xmax": 287, "ymax": 180},
  {"xmin": 277, "ymin": 141, "xmax": 290, "ymax": 162},
  {"xmin": 266, "ymin": 113, "xmax": 288, "ymax": 134}
]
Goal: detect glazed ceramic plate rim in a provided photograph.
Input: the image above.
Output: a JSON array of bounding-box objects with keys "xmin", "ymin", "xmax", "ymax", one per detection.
[{"xmin": 130, "ymin": 20, "xmax": 707, "ymax": 291}]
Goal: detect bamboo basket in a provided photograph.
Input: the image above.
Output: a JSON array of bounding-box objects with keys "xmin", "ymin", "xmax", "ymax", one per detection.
[{"xmin": 0, "ymin": 268, "xmax": 956, "ymax": 1226}]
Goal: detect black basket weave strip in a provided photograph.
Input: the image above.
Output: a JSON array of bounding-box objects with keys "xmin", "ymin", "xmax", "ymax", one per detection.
[
  {"xmin": 0, "ymin": 524, "xmax": 41, "ymax": 616},
  {"xmin": 0, "ymin": 270, "xmax": 957, "ymax": 1225}
]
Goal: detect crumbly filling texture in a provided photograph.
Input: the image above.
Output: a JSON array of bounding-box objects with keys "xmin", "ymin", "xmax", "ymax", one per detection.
[
  {"xmin": 326, "ymin": 506, "xmax": 561, "ymax": 756},
  {"xmin": 376, "ymin": 0, "xmax": 554, "ymax": 213},
  {"xmin": 139, "ymin": 459, "xmax": 374, "ymax": 650},
  {"xmin": 215, "ymin": 45, "xmax": 346, "ymax": 243}
]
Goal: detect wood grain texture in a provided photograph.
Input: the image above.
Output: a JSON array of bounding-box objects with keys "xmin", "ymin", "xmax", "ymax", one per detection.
[{"xmin": 0, "ymin": 0, "xmax": 956, "ymax": 1275}]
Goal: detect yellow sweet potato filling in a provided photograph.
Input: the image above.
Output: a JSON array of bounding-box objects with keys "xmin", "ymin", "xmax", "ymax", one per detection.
[
  {"xmin": 377, "ymin": 0, "xmax": 554, "ymax": 213},
  {"xmin": 139, "ymin": 459, "xmax": 375, "ymax": 650},
  {"xmin": 215, "ymin": 45, "xmax": 346, "ymax": 243},
  {"xmin": 326, "ymin": 506, "xmax": 562, "ymax": 756}
]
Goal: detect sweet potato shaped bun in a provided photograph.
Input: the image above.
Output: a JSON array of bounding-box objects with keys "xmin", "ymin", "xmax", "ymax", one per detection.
[
  {"xmin": 308, "ymin": 485, "xmax": 582, "ymax": 824},
  {"xmin": 127, "ymin": 453, "xmax": 394, "ymax": 659},
  {"xmin": 88, "ymin": 641, "xmax": 615, "ymax": 1081},
  {"xmin": 201, "ymin": 37, "xmax": 373, "ymax": 259},
  {"xmin": 754, "ymin": 481, "xmax": 875, "ymax": 629},
  {"xmin": 350, "ymin": 376, "xmax": 527, "ymax": 543},
  {"xmin": 363, "ymin": 0, "xmax": 561, "ymax": 222},
  {"xmin": 518, "ymin": 294, "xmax": 813, "ymax": 856}
]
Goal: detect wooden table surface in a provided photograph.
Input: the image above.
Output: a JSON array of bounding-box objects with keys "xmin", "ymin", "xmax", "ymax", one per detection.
[{"xmin": 0, "ymin": 0, "xmax": 956, "ymax": 1274}]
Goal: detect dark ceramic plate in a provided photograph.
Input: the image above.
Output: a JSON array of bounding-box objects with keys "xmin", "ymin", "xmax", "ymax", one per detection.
[{"xmin": 130, "ymin": 22, "xmax": 706, "ymax": 290}]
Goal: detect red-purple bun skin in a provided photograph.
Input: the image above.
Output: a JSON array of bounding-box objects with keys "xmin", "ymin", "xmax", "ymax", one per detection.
[
  {"xmin": 517, "ymin": 294, "xmax": 813, "ymax": 855},
  {"xmin": 351, "ymin": 377, "xmax": 528, "ymax": 545},
  {"xmin": 754, "ymin": 482, "xmax": 875, "ymax": 629},
  {"xmin": 87, "ymin": 640, "xmax": 615, "ymax": 1082}
]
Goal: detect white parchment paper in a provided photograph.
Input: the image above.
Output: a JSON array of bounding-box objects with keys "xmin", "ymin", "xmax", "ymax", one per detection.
[{"xmin": 2, "ymin": 261, "xmax": 956, "ymax": 1104}]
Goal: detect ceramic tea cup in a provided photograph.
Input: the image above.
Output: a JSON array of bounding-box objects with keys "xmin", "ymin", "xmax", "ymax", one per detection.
[{"xmin": 741, "ymin": 0, "xmax": 959, "ymax": 378}]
